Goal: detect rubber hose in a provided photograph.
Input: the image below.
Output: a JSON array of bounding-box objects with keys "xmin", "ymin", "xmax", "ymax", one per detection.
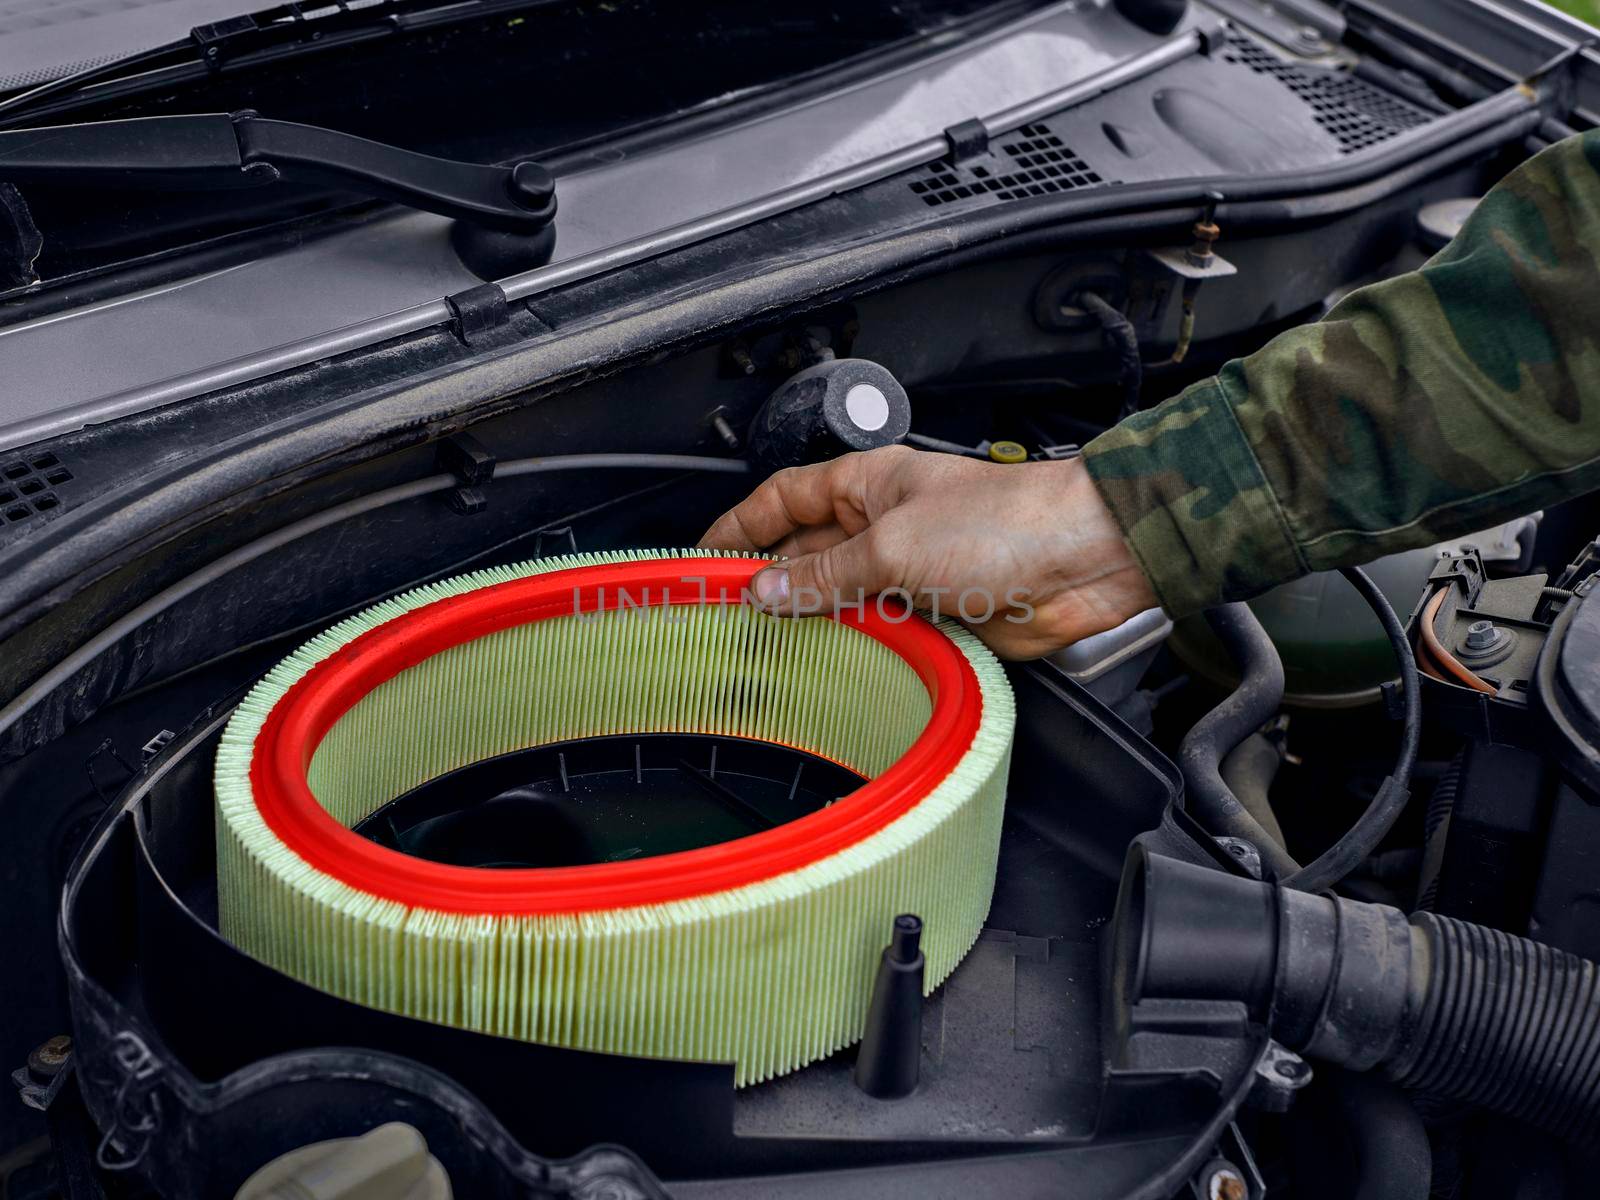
[
  {"xmin": 1392, "ymin": 913, "xmax": 1600, "ymax": 1144},
  {"xmin": 1178, "ymin": 603, "xmax": 1300, "ymax": 880},
  {"xmin": 1322, "ymin": 1068, "xmax": 1433, "ymax": 1200},
  {"xmin": 1180, "ymin": 568, "xmax": 1419, "ymax": 893},
  {"xmin": 1219, "ymin": 732, "xmax": 1286, "ymax": 848}
]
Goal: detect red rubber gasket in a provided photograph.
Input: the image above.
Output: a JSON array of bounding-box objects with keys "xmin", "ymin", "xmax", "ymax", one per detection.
[{"xmin": 248, "ymin": 557, "xmax": 984, "ymax": 914}]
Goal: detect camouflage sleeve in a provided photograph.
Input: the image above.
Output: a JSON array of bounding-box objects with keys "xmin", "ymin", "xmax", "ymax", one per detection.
[{"xmin": 1081, "ymin": 130, "xmax": 1600, "ymax": 617}]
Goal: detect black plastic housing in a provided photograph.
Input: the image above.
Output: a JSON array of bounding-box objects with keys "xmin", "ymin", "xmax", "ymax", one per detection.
[
  {"xmin": 1113, "ymin": 847, "xmax": 1416, "ymax": 1069},
  {"xmin": 55, "ymin": 658, "xmax": 1272, "ymax": 1196}
]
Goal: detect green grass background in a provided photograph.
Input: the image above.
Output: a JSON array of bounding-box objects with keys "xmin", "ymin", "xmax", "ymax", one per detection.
[{"xmin": 1548, "ymin": 0, "xmax": 1599, "ymax": 26}]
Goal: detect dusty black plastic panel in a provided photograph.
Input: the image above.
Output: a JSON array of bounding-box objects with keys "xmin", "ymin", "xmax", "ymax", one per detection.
[
  {"xmin": 0, "ymin": 448, "xmax": 71, "ymax": 528},
  {"xmin": 1220, "ymin": 33, "xmax": 1435, "ymax": 153},
  {"xmin": 909, "ymin": 120, "xmax": 1106, "ymax": 208},
  {"xmin": 58, "ymin": 659, "xmax": 1247, "ymax": 1195}
]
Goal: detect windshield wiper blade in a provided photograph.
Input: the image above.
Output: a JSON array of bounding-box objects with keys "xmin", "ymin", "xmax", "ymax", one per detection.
[
  {"xmin": 0, "ymin": 0, "xmax": 551, "ymax": 130},
  {"xmin": 0, "ymin": 112, "xmax": 556, "ymax": 233},
  {"xmin": 0, "ymin": 41, "xmax": 194, "ymax": 130}
]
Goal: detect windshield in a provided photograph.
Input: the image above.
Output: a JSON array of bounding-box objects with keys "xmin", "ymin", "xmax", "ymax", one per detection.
[
  {"xmin": 0, "ymin": 0, "xmax": 246, "ymax": 94},
  {"xmin": 0, "ymin": 0, "xmax": 1055, "ymax": 283}
]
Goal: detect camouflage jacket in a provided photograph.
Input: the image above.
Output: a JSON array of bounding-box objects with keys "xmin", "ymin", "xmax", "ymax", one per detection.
[{"xmin": 1082, "ymin": 130, "xmax": 1600, "ymax": 617}]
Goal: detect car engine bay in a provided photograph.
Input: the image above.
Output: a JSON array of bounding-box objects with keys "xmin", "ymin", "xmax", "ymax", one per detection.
[{"xmin": 2, "ymin": 1, "xmax": 1600, "ymax": 1197}]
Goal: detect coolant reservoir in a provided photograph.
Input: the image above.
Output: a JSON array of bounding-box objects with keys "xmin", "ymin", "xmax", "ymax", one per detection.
[
  {"xmin": 1170, "ymin": 517, "xmax": 1538, "ymax": 707},
  {"xmin": 234, "ymin": 1123, "xmax": 450, "ymax": 1200}
]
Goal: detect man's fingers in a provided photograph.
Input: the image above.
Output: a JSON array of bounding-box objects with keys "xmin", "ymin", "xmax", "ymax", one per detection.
[
  {"xmin": 698, "ymin": 460, "xmax": 846, "ymax": 551},
  {"xmin": 765, "ymin": 522, "xmax": 850, "ymax": 560},
  {"xmin": 697, "ymin": 500, "xmax": 766, "ymax": 552},
  {"xmin": 700, "ymin": 446, "xmax": 920, "ymax": 551},
  {"xmin": 750, "ymin": 525, "xmax": 899, "ymax": 614}
]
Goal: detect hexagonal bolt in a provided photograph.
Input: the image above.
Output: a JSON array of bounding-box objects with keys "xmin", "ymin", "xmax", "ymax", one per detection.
[{"xmin": 1464, "ymin": 620, "xmax": 1499, "ymax": 651}]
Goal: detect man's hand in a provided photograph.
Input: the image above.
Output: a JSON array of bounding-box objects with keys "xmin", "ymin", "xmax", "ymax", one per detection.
[{"xmin": 698, "ymin": 445, "xmax": 1159, "ymax": 659}]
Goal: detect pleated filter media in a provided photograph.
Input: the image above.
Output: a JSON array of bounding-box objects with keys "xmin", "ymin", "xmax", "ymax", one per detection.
[{"xmin": 214, "ymin": 549, "xmax": 1014, "ymax": 1084}]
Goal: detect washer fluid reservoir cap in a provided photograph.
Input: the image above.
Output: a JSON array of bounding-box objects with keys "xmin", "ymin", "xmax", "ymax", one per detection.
[{"xmin": 748, "ymin": 358, "xmax": 911, "ymax": 467}]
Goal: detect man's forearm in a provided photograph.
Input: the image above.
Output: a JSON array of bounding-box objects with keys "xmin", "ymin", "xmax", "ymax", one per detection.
[{"xmin": 1083, "ymin": 130, "xmax": 1600, "ymax": 617}]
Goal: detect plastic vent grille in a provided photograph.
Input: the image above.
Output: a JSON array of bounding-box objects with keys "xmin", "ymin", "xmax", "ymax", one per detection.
[
  {"xmin": 1222, "ymin": 34, "xmax": 1435, "ymax": 154},
  {"xmin": 909, "ymin": 122, "xmax": 1104, "ymax": 207},
  {"xmin": 0, "ymin": 451, "xmax": 71, "ymax": 525}
]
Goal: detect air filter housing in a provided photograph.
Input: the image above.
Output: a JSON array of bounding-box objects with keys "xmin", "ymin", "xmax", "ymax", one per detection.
[{"xmin": 214, "ymin": 550, "xmax": 1013, "ymax": 1084}]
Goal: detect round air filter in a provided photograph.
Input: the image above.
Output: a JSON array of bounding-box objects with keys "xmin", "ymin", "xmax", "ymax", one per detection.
[{"xmin": 215, "ymin": 550, "xmax": 1013, "ymax": 1084}]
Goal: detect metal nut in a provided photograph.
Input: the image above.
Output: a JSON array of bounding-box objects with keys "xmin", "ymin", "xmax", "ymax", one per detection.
[
  {"xmin": 27, "ymin": 1035, "xmax": 72, "ymax": 1078},
  {"xmin": 1458, "ymin": 618, "xmax": 1514, "ymax": 664},
  {"xmin": 1207, "ymin": 1165, "xmax": 1248, "ymax": 1200}
]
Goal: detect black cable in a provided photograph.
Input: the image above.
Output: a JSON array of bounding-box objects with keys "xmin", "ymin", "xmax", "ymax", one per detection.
[
  {"xmin": 1181, "ymin": 566, "xmax": 1421, "ymax": 892},
  {"xmin": 1416, "ymin": 748, "xmax": 1463, "ymax": 910},
  {"xmin": 904, "ymin": 432, "xmax": 989, "ymax": 459},
  {"xmin": 1079, "ymin": 293, "xmax": 1143, "ymax": 419},
  {"xmin": 1284, "ymin": 565, "xmax": 1421, "ymax": 892}
]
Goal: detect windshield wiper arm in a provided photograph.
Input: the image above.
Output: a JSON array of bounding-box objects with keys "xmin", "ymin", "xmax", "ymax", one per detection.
[{"xmin": 0, "ymin": 112, "xmax": 556, "ymax": 233}]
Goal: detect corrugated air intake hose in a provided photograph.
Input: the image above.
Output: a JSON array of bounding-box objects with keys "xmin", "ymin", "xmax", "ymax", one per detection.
[{"xmin": 1112, "ymin": 846, "xmax": 1600, "ymax": 1144}]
